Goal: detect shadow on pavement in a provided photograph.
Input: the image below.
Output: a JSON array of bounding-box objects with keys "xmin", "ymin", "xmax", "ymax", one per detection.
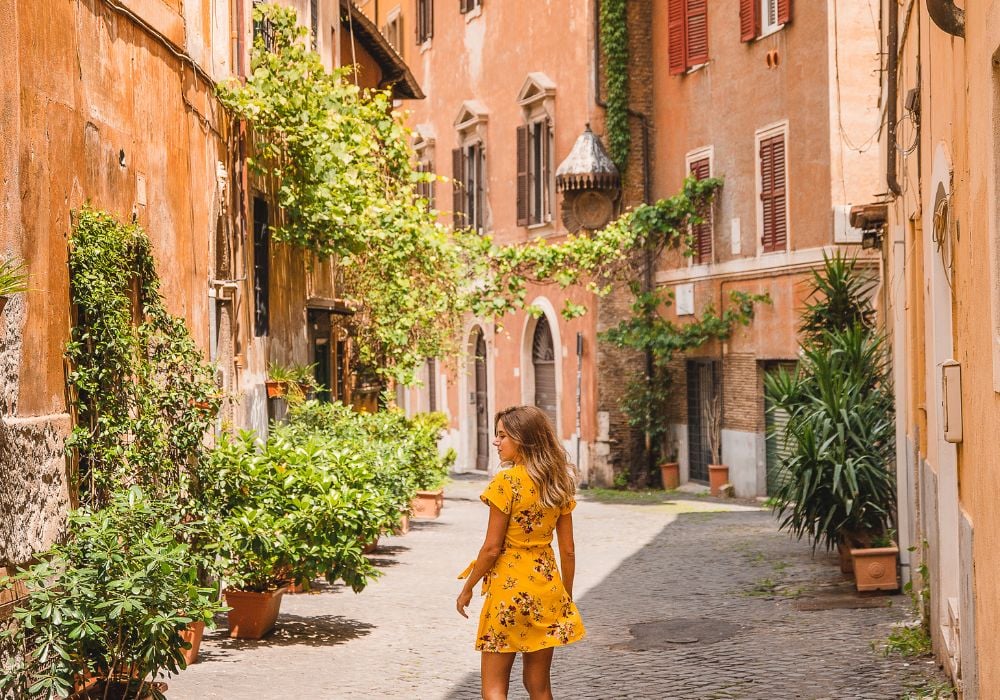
[
  {"xmin": 442, "ymin": 507, "xmax": 944, "ymax": 700},
  {"xmin": 204, "ymin": 614, "xmax": 375, "ymax": 656}
]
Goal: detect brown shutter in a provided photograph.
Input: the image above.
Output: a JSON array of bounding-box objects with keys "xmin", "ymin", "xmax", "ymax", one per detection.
[
  {"xmin": 740, "ymin": 0, "xmax": 759, "ymax": 42},
  {"xmin": 690, "ymin": 157, "xmax": 712, "ymax": 263},
  {"xmin": 777, "ymin": 0, "xmax": 792, "ymax": 25},
  {"xmin": 668, "ymin": 0, "xmax": 687, "ymax": 75},
  {"xmin": 685, "ymin": 0, "xmax": 708, "ymax": 66},
  {"xmin": 516, "ymin": 125, "xmax": 529, "ymax": 226},
  {"xmin": 475, "ymin": 143, "xmax": 485, "ymax": 231},
  {"xmin": 452, "ymin": 147, "xmax": 465, "ymax": 227},
  {"xmin": 760, "ymin": 135, "xmax": 787, "ymax": 252},
  {"xmin": 542, "ymin": 118, "xmax": 552, "ymax": 222},
  {"xmin": 429, "ymin": 0, "xmax": 434, "ymax": 40}
]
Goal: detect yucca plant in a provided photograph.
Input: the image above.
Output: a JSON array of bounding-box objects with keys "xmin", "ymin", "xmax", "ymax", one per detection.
[{"xmin": 764, "ymin": 252, "xmax": 895, "ymax": 551}]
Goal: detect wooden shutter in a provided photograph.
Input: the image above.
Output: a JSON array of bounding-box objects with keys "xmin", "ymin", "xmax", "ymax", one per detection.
[
  {"xmin": 474, "ymin": 143, "xmax": 485, "ymax": 232},
  {"xmin": 516, "ymin": 125, "xmax": 529, "ymax": 226},
  {"xmin": 668, "ymin": 0, "xmax": 687, "ymax": 75},
  {"xmin": 760, "ymin": 134, "xmax": 787, "ymax": 252},
  {"xmin": 740, "ymin": 0, "xmax": 759, "ymax": 42},
  {"xmin": 777, "ymin": 0, "xmax": 791, "ymax": 25},
  {"xmin": 685, "ymin": 0, "xmax": 708, "ymax": 66},
  {"xmin": 452, "ymin": 147, "xmax": 465, "ymax": 227},
  {"xmin": 690, "ymin": 157, "xmax": 712, "ymax": 263},
  {"xmin": 542, "ymin": 118, "xmax": 552, "ymax": 222}
]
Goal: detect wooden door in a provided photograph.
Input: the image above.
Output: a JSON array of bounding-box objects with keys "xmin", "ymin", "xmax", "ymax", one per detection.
[
  {"xmin": 474, "ymin": 331, "xmax": 489, "ymax": 471},
  {"xmin": 764, "ymin": 361, "xmax": 797, "ymax": 495},
  {"xmin": 532, "ymin": 316, "xmax": 558, "ymax": 428}
]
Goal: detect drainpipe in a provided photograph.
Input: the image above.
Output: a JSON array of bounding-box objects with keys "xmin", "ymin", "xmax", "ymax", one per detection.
[
  {"xmin": 886, "ymin": 0, "xmax": 902, "ymax": 197},
  {"xmin": 594, "ymin": 0, "xmax": 656, "ymax": 481},
  {"xmin": 926, "ymin": 0, "xmax": 965, "ymax": 38}
]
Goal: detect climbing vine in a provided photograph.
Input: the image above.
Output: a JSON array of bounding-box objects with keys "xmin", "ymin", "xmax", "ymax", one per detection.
[
  {"xmin": 65, "ymin": 207, "xmax": 221, "ymax": 506},
  {"xmin": 600, "ymin": 0, "xmax": 630, "ymax": 170}
]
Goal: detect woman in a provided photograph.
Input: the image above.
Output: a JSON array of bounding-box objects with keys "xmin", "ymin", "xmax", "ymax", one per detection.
[{"xmin": 456, "ymin": 405, "xmax": 585, "ymax": 700}]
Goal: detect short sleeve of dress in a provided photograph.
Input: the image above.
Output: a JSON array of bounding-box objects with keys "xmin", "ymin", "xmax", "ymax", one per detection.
[
  {"xmin": 480, "ymin": 471, "xmax": 515, "ymax": 514},
  {"xmin": 559, "ymin": 498, "xmax": 577, "ymax": 516}
]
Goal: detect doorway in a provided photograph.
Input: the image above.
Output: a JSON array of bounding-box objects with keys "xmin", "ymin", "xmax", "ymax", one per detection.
[
  {"xmin": 473, "ymin": 328, "xmax": 489, "ymax": 471},
  {"xmin": 764, "ymin": 361, "xmax": 797, "ymax": 495},
  {"xmin": 686, "ymin": 360, "xmax": 720, "ymax": 483},
  {"xmin": 531, "ymin": 315, "xmax": 558, "ymax": 428}
]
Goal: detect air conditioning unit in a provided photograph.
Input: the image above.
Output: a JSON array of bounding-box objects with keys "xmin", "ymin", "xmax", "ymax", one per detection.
[{"xmin": 833, "ymin": 204, "xmax": 864, "ymax": 244}]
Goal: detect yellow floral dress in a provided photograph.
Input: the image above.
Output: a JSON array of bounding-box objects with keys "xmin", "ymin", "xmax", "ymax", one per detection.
[{"xmin": 459, "ymin": 464, "xmax": 586, "ymax": 653}]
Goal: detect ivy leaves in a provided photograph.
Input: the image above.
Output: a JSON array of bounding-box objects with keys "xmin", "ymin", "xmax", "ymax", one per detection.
[{"xmin": 600, "ymin": 0, "xmax": 630, "ymax": 170}]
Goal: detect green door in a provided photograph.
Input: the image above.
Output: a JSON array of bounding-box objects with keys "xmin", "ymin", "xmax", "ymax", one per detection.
[{"xmin": 764, "ymin": 362, "xmax": 797, "ymax": 496}]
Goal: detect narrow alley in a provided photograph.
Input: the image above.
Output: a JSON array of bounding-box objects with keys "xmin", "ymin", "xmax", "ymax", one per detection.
[{"xmin": 169, "ymin": 476, "xmax": 946, "ymax": 700}]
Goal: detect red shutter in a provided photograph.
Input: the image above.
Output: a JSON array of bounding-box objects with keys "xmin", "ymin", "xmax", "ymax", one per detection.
[
  {"xmin": 740, "ymin": 0, "xmax": 759, "ymax": 42},
  {"xmin": 452, "ymin": 147, "xmax": 465, "ymax": 227},
  {"xmin": 690, "ymin": 157, "xmax": 713, "ymax": 263},
  {"xmin": 668, "ymin": 0, "xmax": 687, "ymax": 75},
  {"xmin": 760, "ymin": 135, "xmax": 787, "ymax": 252},
  {"xmin": 516, "ymin": 125, "xmax": 529, "ymax": 226},
  {"xmin": 685, "ymin": 0, "xmax": 708, "ymax": 66},
  {"xmin": 777, "ymin": 0, "xmax": 792, "ymax": 26}
]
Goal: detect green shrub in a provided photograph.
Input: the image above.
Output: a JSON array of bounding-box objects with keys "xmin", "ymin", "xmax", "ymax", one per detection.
[{"xmin": 0, "ymin": 488, "xmax": 223, "ymax": 700}]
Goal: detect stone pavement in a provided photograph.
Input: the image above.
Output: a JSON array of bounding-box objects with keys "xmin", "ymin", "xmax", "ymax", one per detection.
[{"xmin": 167, "ymin": 474, "xmax": 948, "ymax": 699}]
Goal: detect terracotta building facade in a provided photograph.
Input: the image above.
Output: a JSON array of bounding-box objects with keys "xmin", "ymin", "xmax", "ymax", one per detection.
[{"xmin": 649, "ymin": 0, "xmax": 883, "ymax": 495}]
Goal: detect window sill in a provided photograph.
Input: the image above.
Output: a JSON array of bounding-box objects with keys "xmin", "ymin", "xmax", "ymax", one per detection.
[
  {"xmin": 464, "ymin": 6, "xmax": 482, "ymax": 23},
  {"xmin": 756, "ymin": 24, "xmax": 786, "ymax": 41},
  {"xmin": 419, "ymin": 39, "xmax": 433, "ymax": 54},
  {"xmin": 685, "ymin": 61, "xmax": 709, "ymax": 76},
  {"xmin": 527, "ymin": 221, "xmax": 556, "ymax": 238}
]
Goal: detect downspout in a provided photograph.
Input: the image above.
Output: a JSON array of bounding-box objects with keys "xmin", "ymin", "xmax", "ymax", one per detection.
[
  {"xmin": 886, "ymin": 0, "xmax": 902, "ymax": 197},
  {"xmin": 926, "ymin": 0, "xmax": 965, "ymax": 38},
  {"xmin": 594, "ymin": 0, "xmax": 656, "ymax": 480}
]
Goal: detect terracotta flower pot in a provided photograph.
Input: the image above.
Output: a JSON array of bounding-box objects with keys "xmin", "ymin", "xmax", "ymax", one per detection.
[
  {"xmin": 286, "ymin": 578, "xmax": 311, "ymax": 594},
  {"xmin": 179, "ymin": 620, "xmax": 206, "ymax": 665},
  {"xmin": 392, "ymin": 514, "xmax": 411, "ymax": 535},
  {"xmin": 836, "ymin": 540, "xmax": 855, "ymax": 574},
  {"xmin": 410, "ymin": 489, "xmax": 444, "ymax": 519},
  {"xmin": 265, "ymin": 380, "xmax": 286, "ymax": 399},
  {"xmin": 362, "ymin": 537, "xmax": 380, "ymax": 554},
  {"xmin": 71, "ymin": 680, "xmax": 167, "ymax": 700},
  {"xmin": 708, "ymin": 464, "xmax": 729, "ymax": 496},
  {"xmin": 850, "ymin": 544, "xmax": 900, "ymax": 592},
  {"xmin": 224, "ymin": 587, "xmax": 287, "ymax": 639},
  {"xmin": 659, "ymin": 462, "xmax": 680, "ymax": 490}
]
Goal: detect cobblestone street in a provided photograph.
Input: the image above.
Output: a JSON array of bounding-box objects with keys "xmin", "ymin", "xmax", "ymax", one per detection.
[{"xmin": 168, "ymin": 475, "xmax": 947, "ymax": 699}]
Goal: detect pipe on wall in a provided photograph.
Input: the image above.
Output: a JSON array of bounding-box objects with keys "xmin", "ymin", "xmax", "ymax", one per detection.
[
  {"xmin": 886, "ymin": 0, "xmax": 902, "ymax": 197},
  {"xmin": 926, "ymin": 0, "xmax": 965, "ymax": 39}
]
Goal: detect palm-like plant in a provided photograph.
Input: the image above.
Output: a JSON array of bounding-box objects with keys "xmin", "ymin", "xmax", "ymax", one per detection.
[{"xmin": 765, "ymin": 252, "xmax": 895, "ymax": 551}]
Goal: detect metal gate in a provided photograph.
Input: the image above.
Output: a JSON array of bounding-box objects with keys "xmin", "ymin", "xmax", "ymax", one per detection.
[
  {"xmin": 686, "ymin": 360, "xmax": 719, "ymax": 483},
  {"xmin": 764, "ymin": 361, "xmax": 797, "ymax": 495},
  {"xmin": 532, "ymin": 316, "xmax": 558, "ymax": 428},
  {"xmin": 474, "ymin": 330, "xmax": 489, "ymax": 471}
]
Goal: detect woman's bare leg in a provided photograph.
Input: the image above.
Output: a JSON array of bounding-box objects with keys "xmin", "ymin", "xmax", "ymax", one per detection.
[
  {"xmin": 522, "ymin": 647, "xmax": 555, "ymax": 700},
  {"xmin": 481, "ymin": 651, "xmax": 516, "ymax": 700}
]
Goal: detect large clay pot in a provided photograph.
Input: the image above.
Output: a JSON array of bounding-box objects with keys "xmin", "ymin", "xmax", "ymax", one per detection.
[
  {"xmin": 392, "ymin": 514, "xmax": 411, "ymax": 535},
  {"xmin": 179, "ymin": 620, "xmax": 206, "ymax": 665},
  {"xmin": 708, "ymin": 464, "xmax": 729, "ymax": 496},
  {"xmin": 850, "ymin": 544, "xmax": 900, "ymax": 592},
  {"xmin": 224, "ymin": 587, "xmax": 287, "ymax": 639},
  {"xmin": 410, "ymin": 489, "xmax": 444, "ymax": 519},
  {"xmin": 362, "ymin": 537, "xmax": 380, "ymax": 554},
  {"xmin": 71, "ymin": 680, "xmax": 167, "ymax": 699},
  {"xmin": 659, "ymin": 462, "xmax": 680, "ymax": 490}
]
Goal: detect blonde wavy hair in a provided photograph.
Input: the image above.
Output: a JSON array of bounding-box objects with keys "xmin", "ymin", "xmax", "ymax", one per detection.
[{"xmin": 495, "ymin": 405, "xmax": 576, "ymax": 510}]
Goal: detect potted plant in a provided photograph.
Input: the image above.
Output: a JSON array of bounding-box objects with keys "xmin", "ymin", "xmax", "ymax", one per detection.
[
  {"xmin": 764, "ymin": 253, "xmax": 896, "ymax": 567},
  {"xmin": 705, "ymin": 392, "xmax": 728, "ymax": 496},
  {"xmin": 197, "ymin": 429, "xmax": 386, "ymax": 638},
  {"xmin": 850, "ymin": 531, "xmax": 900, "ymax": 592},
  {"xmin": 0, "ymin": 487, "xmax": 223, "ymax": 700},
  {"xmin": 407, "ymin": 413, "xmax": 454, "ymax": 519},
  {"xmin": 0, "ymin": 257, "xmax": 28, "ymax": 315}
]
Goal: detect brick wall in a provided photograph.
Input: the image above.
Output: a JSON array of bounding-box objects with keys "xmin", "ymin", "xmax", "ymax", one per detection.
[{"xmin": 722, "ymin": 353, "xmax": 764, "ymax": 433}]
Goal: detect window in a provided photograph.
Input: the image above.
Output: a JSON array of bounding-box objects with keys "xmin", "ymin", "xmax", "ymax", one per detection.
[
  {"xmin": 252, "ymin": 197, "xmax": 270, "ymax": 336},
  {"xmin": 416, "ymin": 159, "xmax": 435, "ymax": 209},
  {"xmin": 686, "ymin": 151, "xmax": 713, "ymax": 263},
  {"xmin": 453, "ymin": 142, "xmax": 485, "ymax": 231},
  {"xmin": 669, "ymin": 0, "xmax": 709, "ymax": 75},
  {"xmin": 459, "ymin": 0, "xmax": 481, "ymax": 14},
  {"xmin": 757, "ymin": 128, "xmax": 788, "ymax": 253},
  {"xmin": 252, "ymin": 0, "xmax": 276, "ymax": 52},
  {"xmin": 517, "ymin": 119, "xmax": 553, "ymax": 227},
  {"xmin": 417, "ymin": 0, "xmax": 434, "ymax": 43},
  {"xmin": 382, "ymin": 9, "xmax": 403, "ymax": 56},
  {"xmin": 741, "ymin": 0, "xmax": 791, "ymax": 42},
  {"xmin": 414, "ymin": 131, "xmax": 436, "ymax": 210},
  {"xmin": 310, "ymin": 0, "xmax": 319, "ymax": 49}
]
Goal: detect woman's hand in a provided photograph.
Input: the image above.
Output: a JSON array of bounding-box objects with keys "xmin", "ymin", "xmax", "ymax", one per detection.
[{"xmin": 456, "ymin": 587, "xmax": 473, "ymax": 618}]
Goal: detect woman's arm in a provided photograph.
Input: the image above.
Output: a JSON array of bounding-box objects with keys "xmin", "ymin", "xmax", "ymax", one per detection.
[
  {"xmin": 555, "ymin": 512, "xmax": 576, "ymax": 599},
  {"xmin": 456, "ymin": 504, "xmax": 509, "ymax": 618}
]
